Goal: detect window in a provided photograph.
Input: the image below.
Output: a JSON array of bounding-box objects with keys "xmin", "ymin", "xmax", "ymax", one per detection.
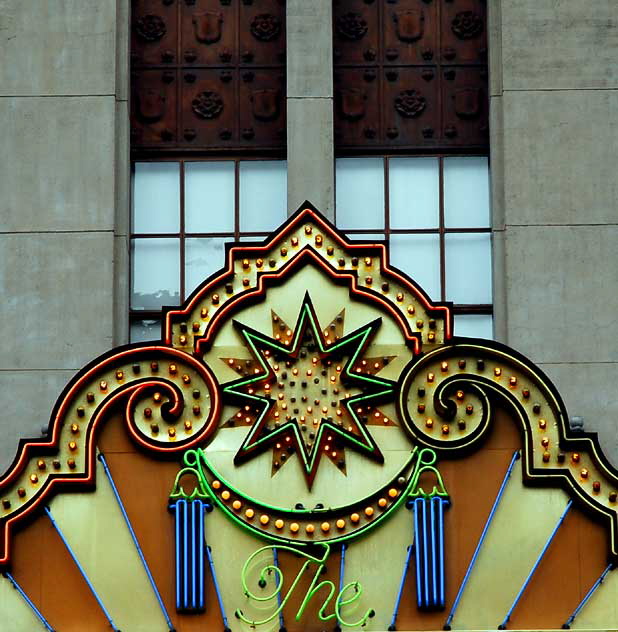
[
  {"xmin": 336, "ymin": 156, "xmax": 493, "ymax": 338},
  {"xmin": 130, "ymin": 159, "xmax": 287, "ymax": 342}
]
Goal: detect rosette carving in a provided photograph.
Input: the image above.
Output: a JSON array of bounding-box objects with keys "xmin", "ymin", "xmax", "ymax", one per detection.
[
  {"xmin": 336, "ymin": 12, "xmax": 368, "ymax": 41},
  {"xmin": 451, "ymin": 11, "xmax": 483, "ymax": 40},
  {"xmin": 135, "ymin": 14, "xmax": 167, "ymax": 42},
  {"xmin": 250, "ymin": 14, "xmax": 282, "ymax": 42},
  {"xmin": 394, "ymin": 90, "xmax": 426, "ymax": 118},
  {"xmin": 192, "ymin": 91, "xmax": 224, "ymax": 119}
]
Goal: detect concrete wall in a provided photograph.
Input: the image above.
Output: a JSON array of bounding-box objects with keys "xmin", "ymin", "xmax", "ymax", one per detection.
[
  {"xmin": 489, "ymin": 0, "xmax": 618, "ymax": 457},
  {"xmin": 286, "ymin": 0, "xmax": 334, "ymax": 219},
  {"xmin": 0, "ymin": 1, "xmax": 130, "ymax": 469}
]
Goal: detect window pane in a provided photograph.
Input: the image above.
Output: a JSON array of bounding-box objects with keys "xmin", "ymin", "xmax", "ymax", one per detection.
[
  {"xmin": 390, "ymin": 234, "xmax": 441, "ymax": 301},
  {"xmin": 185, "ymin": 238, "xmax": 228, "ymax": 296},
  {"xmin": 239, "ymin": 161, "xmax": 287, "ymax": 232},
  {"xmin": 185, "ymin": 162, "xmax": 235, "ymax": 233},
  {"xmin": 238, "ymin": 235, "xmax": 270, "ymax": 242},
  {"xmin": 389, "ymin": 157, "xmax": 439, "ymax": 229},
  {"xmin": 130, "ymin": 319, "xmax": 161, "ymax": 343},
  {"xmin": 345, "ymin": 232, "xmax": 385, "ymax": 242},
  {"xmin": 336, "ymin": 158, "xmax": 384, "ymax": 230},
  {"xmin": 445, "ymin": 233, "xmax": 492, "ymax": 304},
  {"xmin": 131, "ymin": 238, "xmax": 180, "ymax": 309},
  {"xmin": 444, "ymin": 157, "xmax": 490, "ymax": 228},
  {"xmin": 132, "ymin": 162, "xmax": 180, "ymax": 233},
  {"xmin": 455, "ymin": 314, "xmax": 493, "ymax": 339}
]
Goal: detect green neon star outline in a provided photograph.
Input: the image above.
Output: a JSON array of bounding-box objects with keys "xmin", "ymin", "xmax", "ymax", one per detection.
[{"xmin": 222, "ymin": 292, "xmax": 397, "ymax": 486}]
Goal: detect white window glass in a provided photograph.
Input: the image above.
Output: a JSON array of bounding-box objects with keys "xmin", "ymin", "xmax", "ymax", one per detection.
[
  {"xmin": 131, "ymin": 238, "xmax": 180, "ymax": 309},
  {"xmin": 130, "ymin": 319, "xmax": 161, "ymax": 343},
  {"xmin": 345, "ymin": 233, "xmax": 385, "ymax": 242},
  {"xmin": 239, "ymin": 161, "xmax": 287, "ymax": 232},
  {"xmin": 238, "ymin": 235, "xmax": 269, "ymax": 242},
  {"xmin": 389, "ymin": 157, "xmax": 439, "ymax": 229},
  {"xmin": 336, "ymin": 158, "xmax": 384, "ymax": 230},
  {"xmin": 390, "ymin": 234, "xmax": 441, "ymax": 301},
  {"xmin": 133, "ymin": 162, "xmax": 180, "ymax": 233},
  {"xmin": 455, "ymin": 314, "xmax": 493, "ymax": 339},
  {"xmin": 444, "ymin": 157, "xmax": 490, "ymax": 228},
  {"xmin": 185, "ymin": 238, "xmax": 228, "ymax": 296},
  {"xmin": 185, "ymin": 162, "xmax": 235, "ymax": 233},
  {"xmin": 445, "ymin": 233, "xmax": 492, "ymax": 304}
]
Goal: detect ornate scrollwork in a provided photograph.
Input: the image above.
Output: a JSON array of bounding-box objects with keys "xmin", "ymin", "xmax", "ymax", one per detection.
[
  {"xmin": 451, "ymin": 11, "xmax": 483, "ymax": 40},
  {"xmin": 192, "ymin": 91, "xmax": 224, "ymax": 119},
  {"xmin": 394, "ymin": 89, "xmax": 426, "ymax": 118},
  {"xmin": 250, "ymin": 13, "xmax": 282, "ymax": 42},
  {"xmin": 0, "ymin": 345, "xmax": 220, "ymax": 564},
  {"xmin": 336, "ymin": 12, "xmax": 368, "ymax": 41},
  {"xmin": 397, "ymin": 339, "xmax": 618, "ymax": 559},
  {"xmin": 134, "ymin": 14, "xmax": 167, "ymax": 42}
]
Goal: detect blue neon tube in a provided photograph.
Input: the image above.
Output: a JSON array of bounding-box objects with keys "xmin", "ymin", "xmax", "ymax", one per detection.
[
  {"xmin": 44, "ymin": 506, "xmax": 119, "ymax": 631},
  {"xmin": 98, "ymin": 454, "xmax": 174, "ymax": 630},
  {"xmin": 3, "ymin": 571, "xmax": 55, "ymax": 631},
  {"xmin": 413, "ymin": 498, "xmax": 423, "ymax": 608},
  {"xmin": 498, "ymin": 499, "xmax": 573, "ymax": 629},
  {"xmin": 445, "ymin": 450, "xmax": 520, "ymax": 629},
  {"xmin": 563, "ymin": 563, "xmax": 614, "ymax": 628}
]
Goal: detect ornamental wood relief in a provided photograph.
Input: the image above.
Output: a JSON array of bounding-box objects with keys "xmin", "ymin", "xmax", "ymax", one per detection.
[
  {"xmin": 333, "ymin": 0, "xmax": 489, "ymax": 151},
  {"xmin": 130, "ymin": 0, "xmax": 286, "ymax": 152}
]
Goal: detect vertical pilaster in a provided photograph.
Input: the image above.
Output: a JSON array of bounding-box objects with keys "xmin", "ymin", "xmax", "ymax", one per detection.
[
  {"xmin": 286, "ymin": 0, "xmax": 334, "ymax": 219},
  {"xmin": 0, "ymin": 0, "xmax": 130, "ymax": 471},
  {"xmin": 489, "ymin": 0, "xmax": 618, "ymax": 460}
]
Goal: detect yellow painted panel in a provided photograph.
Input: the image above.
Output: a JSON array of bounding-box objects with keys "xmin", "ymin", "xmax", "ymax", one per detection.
[
  {"xmin": 341, "ymin": 504, "xmax": 413, "ymax": 630},
  {"xmin": 49, "ymin": 457, "xmax": 168, "ymax": 631},
  {"xmin": 452, "ymin": 460, "xmax": 569, "ymax": 630},
  {"xmin": 0, "ymin": 575, "xmax": 47, "ymax": 631},
  {"xmin": 571, "ymin": 566, "xmax": 618, "ymax": 630},
  {"xmin": 207, "ymin": 508, "xmax": 279, "ymax": 632},
  {"xmin": 202, "ymin": 263, "xmax": 416, "ymax": 510},
  {"xmin": 206, "ymin": 506, "xmax": 412, "ymax": 632}
]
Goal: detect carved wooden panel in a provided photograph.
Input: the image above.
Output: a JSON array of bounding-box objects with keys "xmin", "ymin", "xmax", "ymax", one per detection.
[
  {"xmin": 383, "ymin": 67, "xmax": 440, "ymax": 148},
  {"xmin": 131, "ymin": 0, "xmax": 286, "ymax": 152},
  {"xmin": 131, "ymin": 69, "xmax": 179, "ymax": 145},
  {"xmin": 334, "ymin": 0, "xmax": 488, "ymax": 151},
  {"xmin": 334, "ymin": 67, "xmax": 381, "ymax": 147}
]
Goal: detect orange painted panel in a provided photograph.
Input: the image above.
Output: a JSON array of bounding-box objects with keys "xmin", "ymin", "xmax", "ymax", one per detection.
[
  {"xmin": 11, "ymin": 509, "xmax": 108, "ymax": 631},
  {"xmin": 509, "ymin": 504, "xmax": 608, "ymax": 629}
]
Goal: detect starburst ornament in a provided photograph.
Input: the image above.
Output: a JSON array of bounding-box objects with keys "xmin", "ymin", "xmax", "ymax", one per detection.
[{"xmin": 221, "ymin": 294, "xmax": 397, "ymax": 487}]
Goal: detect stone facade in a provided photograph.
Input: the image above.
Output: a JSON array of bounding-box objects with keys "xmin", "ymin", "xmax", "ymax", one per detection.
[
  {"xmin": 488, "ymin": 0, "xmax": 618, "ymax": 457},
  {"xmin": 0, "ymin": 0, "xmax": 616, "ymax": 469},
  {"xmin": 0, "ymin": 1, "xmax": 130, "ymax": 464}
]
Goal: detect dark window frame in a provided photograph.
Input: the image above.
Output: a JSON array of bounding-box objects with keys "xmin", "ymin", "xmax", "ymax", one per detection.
[{"xmin": 129, "ymin": 153, "xmax": 492, "ymax": 342}]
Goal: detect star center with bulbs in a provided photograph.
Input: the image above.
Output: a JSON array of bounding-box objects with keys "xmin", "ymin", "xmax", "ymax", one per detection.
[{"xmin": 221, "ymin": 293, "xmax": 398, "ymax": 487}]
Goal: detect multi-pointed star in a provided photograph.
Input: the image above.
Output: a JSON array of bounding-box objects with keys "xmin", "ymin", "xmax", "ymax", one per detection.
[{"xmin": 220, "ymin": 293, "xmax": 397, "ymax": 487}]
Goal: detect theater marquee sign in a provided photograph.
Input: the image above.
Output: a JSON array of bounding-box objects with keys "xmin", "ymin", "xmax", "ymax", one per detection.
[{"xmin": 1, "ymin": 207, "xmax": 618, "ymax": 632}]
